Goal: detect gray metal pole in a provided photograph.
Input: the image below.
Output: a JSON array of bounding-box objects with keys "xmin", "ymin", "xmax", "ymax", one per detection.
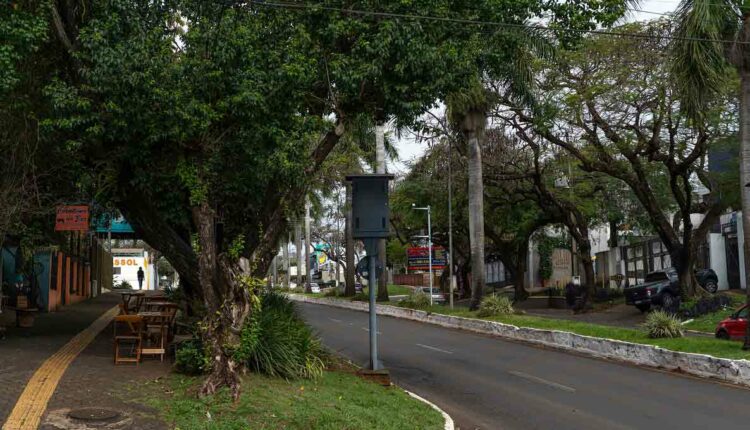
[
  {"xmin": 305, "ymin": 199, "xmax": 312, "ymax": 291},
  {"xmin": 448, "ymin": 142, "xmax": 454, "ymax": 309},
  {"xmin": 368, "ymin": 253, "xmax": 379, "ymax": 370},
  {"xmin": 428, "ymin": 206, "xmax": 433, "ymax": 306}
]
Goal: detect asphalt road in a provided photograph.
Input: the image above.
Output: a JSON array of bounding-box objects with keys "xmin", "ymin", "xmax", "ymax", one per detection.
[{"xmin": 299, "ymin": 302, "xmax": 750, "ymax": 430}]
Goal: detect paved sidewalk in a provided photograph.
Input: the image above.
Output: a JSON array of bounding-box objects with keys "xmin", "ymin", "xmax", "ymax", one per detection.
[{"xmin": 0, "ymin": 292, "xmax": 170, "ymax": 429}]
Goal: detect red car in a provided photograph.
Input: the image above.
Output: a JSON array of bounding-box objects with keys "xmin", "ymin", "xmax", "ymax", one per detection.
[{"xmin": 715, "ymin": 305, "xmax": 749, "ymax": 340}]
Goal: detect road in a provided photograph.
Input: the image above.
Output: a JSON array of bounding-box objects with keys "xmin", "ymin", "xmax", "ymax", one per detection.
[{"xmin": 299, "ymin": 302, "xmax": 750, "ymax": 430}]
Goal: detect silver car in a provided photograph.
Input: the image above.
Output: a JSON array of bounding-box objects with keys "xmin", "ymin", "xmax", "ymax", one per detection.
[{"xmin": 419, "ymin": 287, "xmax": 446, "ymax": 304}]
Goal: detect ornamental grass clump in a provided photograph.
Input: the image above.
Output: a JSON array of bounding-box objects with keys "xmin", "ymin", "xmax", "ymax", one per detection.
[
  {"xmin": 400, "ymin": 290, "xmax": 431, "ymax": 310},
  {"xmin": 643, "ymin": 310, "xmax": 684, "ymax": 339},
  {"xmin": 477, "ymin": 295, "xmax": 514, "ymax": 317}
]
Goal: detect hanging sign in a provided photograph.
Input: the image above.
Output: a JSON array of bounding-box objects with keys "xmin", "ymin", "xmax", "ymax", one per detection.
[{"xmin": 55, "ymin": 205, "xmax": 90, "ymax": 231}]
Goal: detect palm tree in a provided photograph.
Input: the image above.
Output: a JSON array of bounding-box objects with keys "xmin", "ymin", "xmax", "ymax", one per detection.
[
  {"xmin": 448, "ymin": 84, "xmax": 492, "ymax": 310},
  {"xmin": 671, "ymin": 0, "xmax": 750, "ymax": 348}
]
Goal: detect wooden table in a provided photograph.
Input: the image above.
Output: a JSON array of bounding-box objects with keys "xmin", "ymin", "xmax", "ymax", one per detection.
[
  {"xmin": 137, "ymin": 311, "xmax": 171, "ymax": 361},
  {"xmin": 120, "ymin": 291, "xmax": 145, "ymax": 313}
]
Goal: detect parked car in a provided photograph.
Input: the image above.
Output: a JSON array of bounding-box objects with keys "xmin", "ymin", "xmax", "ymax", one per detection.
[
  {"xmin": 624, "ymin": 268, "xmax": 720, "ymax": 312},
  {"xmin": 418, "ymin": 287, "xmax": 446, "ymax": 304},
  {"xmin": 309, "ymin": 283, "xmax": 321, "ymax": 293},
  {"xmin": 715, "ymin": 305, "xmax": 748, "ymax": 340},
  {"xmin": 354, "ymin": 282, "xmax": 363, "ymax": 293}
]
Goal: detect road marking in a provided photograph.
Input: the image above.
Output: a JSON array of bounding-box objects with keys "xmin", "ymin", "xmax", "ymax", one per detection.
[
  {"xmin": 361, "ymin": 327, "xmax": 382, "ymax": 335},
  {"xmin": 416, "ymin": 343, "xmax": 453, "ymax": 354},
  {"xmin": 3, "ymin": 305, "xmax": 119, "ymax": 430},
  {"xmin": 328, "ymin": 317, "xmax": 343, "ymax": 323},
  {"xmin": 508, "ymin": 370, "xmax": 576, "ymax": 393}
]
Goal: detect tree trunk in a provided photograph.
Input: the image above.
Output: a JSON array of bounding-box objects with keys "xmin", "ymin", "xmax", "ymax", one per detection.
[
  {"xmin": 670, "ymin": 244, "xmax": 699, "ymax": 303},
  {"xmin": 192, "ymin": 203, "xmax": 252, "ymax": 400},
  {"xmin": 375, "ymin": 121, "xmax": 389, "ymax": 301},
  {"xmin": 304, "ymin": 198, "xmax": 312, "ymax": 292},
  {"xmin": 295, "ymin": 220, "xmax": 303, "ymax": 290},
  {"xmin": 465, "ymin": 112, "xmax": 486, "ymax": 310},
  {"xmin": 283, "ymin": 233, "xmax": 290, "ymax": 288},
  {"xmin": 344, "ymin": 182, "xmax": 356, "ymax": 296},
  {"xmin": 513, "ymin": 243, "xmax": 529, "ymax": 302},
  {"xmin": 741, "ymin": 57, "xmax": 750, "ymax": 349}
]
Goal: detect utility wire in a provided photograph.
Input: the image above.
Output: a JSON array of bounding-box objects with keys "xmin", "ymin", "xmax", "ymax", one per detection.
[{"xmin": 248, "ymin": 1, "xmax": 748, "ymax": 45}]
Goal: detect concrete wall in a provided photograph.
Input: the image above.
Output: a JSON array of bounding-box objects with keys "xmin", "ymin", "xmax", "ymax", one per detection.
[{"xmin": 709, "ymin": 233, "xmax": 729, "ymax": 291}]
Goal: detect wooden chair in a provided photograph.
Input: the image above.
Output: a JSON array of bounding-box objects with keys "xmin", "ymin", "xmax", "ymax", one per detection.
[{"xmin": 113, "ymin": 315, "xmax": 144, "ymax": 365}]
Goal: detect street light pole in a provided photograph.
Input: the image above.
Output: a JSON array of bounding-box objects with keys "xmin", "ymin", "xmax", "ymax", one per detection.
[
  {"xmin": 412, "ymin": 204, "xmax": 433, "ymax": 306},
  {"xmin": 448, "ymin": 141, "xmax": 454, "ymax": 309},
  {"xmin": 427, "ymin": 206, "xmax": 433, "ymax": 306}
]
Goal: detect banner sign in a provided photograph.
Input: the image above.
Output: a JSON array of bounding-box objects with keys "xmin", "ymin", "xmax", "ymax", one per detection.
[
  {"xmin": 407, "ymin": 246, "xmax": 447, "ymax": 271},
  {"xmin": 55, "ymin": 205, "xmax": 89, "ymax": 231}
]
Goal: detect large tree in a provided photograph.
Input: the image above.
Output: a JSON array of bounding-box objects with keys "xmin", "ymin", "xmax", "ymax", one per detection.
[{"xmin": 504, "ymin": 21, "xmax": 737, "ymax": 302}]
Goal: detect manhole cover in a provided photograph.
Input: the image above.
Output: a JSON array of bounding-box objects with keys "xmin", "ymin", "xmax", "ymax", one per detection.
[{"xmin": 68, "ymin": 408, "xmax": 121, "ymax": 422}]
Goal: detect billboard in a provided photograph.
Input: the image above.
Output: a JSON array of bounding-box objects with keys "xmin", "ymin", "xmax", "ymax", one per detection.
[
  {"xmin": 55, "ymin": 205, "xmax": 89, "ymax": 231},
  {"xmin": 407, "ymin": 246, "xmax": 447, "ymax": 271}
]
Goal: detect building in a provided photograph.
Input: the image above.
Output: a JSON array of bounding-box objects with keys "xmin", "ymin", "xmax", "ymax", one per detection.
[{"xmin": 111, "ymin": 248, "xmax": 157, "ymax": 290}]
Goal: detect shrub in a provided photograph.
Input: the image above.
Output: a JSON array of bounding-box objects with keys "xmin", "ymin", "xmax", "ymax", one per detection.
[
  {"xmin": 351, "ymin": 293, "xmax": 369, "ymax": 302},
  {"xmin": 113, "ymin": 280, "xmax": 133, "ymax": 290},
  {"xmin": 323, "ymin": 288, "xmax": 339, "ymax": 298},
  {"xmin": 643, "ymin": 311, "xmax": 684, "ymax": 339},
  {"xmin": 238, "ymin": 291, "xmax": 325, "ymax": 379},
  {"xmin": 477, "ymin": 294, "xmax": 514, "ymax": 317},
  {"xmin": 399, "ymin": 290, "xmax": 431, "ymax": 310},
  {"xmin": 174, "ymin": 339, "xmax": 209, "ymax": 375}
]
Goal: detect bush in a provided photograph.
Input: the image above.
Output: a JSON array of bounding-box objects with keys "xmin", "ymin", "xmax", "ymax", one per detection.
[
  {"xmin": 237, "ymin": 291, "xmax": 326, "ymax": 379},
  {"xmin": 113, "ymin": 280, "xmax": 133, "ymax": 290},
  {"xmin": 477, "ymin": 294, "xmax": 514, "ymax": 317},
  {"xmin": 399, "ymin": 291, "xmax": 431, "ymax": 310},
  {"xmin": 323, "ymin": 288, "xmax": 339, "ymax": 298},
  {"xmin": 680, "ymin": 294, "xmax": 733, "ymax": 318},
  {"xmin": 643, "ymin": 311, "xmax": 684, "ymax": 339},
  {"xmin": 174, "ymin": 339, "xmax": 209, "ymax": 375}
]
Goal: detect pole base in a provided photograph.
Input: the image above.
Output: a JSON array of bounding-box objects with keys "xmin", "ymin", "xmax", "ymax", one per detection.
[{"xmin": 357, "ymin": 368, "xmax": 391, "ymax": 386}]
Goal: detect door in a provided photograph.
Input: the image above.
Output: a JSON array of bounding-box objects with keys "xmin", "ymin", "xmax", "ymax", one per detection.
[
  {"xmin": 725, "ymin": 235, "xmax": 741, "ymax": 289},
  {"xmin": 727, "ymin": 306, "xmax": 749, "ymax": 338}
]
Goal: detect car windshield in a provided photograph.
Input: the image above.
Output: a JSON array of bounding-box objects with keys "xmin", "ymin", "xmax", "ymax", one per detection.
[
  {"xmin": 421, "ymin": 288, "xmax": 437, "ymax": 294},
  {"xmin": 645, "ymin": 272, "xmax": 668, "ymax": 282}
]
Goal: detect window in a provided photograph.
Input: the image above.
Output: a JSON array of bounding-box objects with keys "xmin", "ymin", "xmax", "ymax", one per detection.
[
  {"xmin": 113, "ymin": 267, "xmax": 121, "ymax": 275},
  {"xmin": 738, "ymin": 307, "xmax": 749, "ymax": 319}
]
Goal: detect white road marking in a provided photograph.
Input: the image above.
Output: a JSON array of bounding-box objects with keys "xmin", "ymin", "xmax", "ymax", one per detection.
[
  {"xmin": 416, "ymin": 343, "xmax": 453, "ymax": 354},
  {"xmin": 328, "ymin": 317, "xmax": 343, "ymax": 323},
  {"xmin": 509, "ymin": 370, "xmax": 576, "ymax": 393},
  {"xmin": 362, "ymin": 327, "xmax": 382, "ymax": 335}
]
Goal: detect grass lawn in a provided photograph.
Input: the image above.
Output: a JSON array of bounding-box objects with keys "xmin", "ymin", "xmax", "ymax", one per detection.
[
  {"xmin": 395, "ymin": 304, "xmax": 750, "ymax": 360},
  {"xmin": 682, "ymin": 294, "xmax": 746, "ymax": 333},
  {"xmin": 143, "ymin": 363, "xmax": 443, "ymax": 430},
  {"xmin": 363, "ymin": 284, "xmax": 414, "ymax": 296}
]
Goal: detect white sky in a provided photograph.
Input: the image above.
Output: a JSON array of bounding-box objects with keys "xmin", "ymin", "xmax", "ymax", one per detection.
[{"xmin": 390, "ymin": 0, "xmax": 681, "ymax": 175}]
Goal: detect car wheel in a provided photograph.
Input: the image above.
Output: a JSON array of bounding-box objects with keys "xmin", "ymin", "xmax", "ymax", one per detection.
[
  {"xmin": 636, "ymin": 303, "xmax": 651, "ymax": 313},
  {"xmin": 660, "ymin": 293, "xmax": 678, "ymax": 314},
  {"xmin": 702, "ymin": 280, "xmax": 718, "ymax": 294},
  {"xmin": 716, "ymin": 329, "xmax": 730, "ymax": 340}
]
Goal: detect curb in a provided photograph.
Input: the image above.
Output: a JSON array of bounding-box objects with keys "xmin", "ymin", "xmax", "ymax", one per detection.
[
  {"xmin": 291, "ymin": 294, "xmax": 750, "ymax": 388},
  {"xmin": 404, "ymin": 389, "xmax": 455, "ymax": 430}
]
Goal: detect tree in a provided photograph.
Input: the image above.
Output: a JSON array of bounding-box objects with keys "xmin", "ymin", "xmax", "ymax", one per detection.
[
  {"xmin": 670, "ymin": 0, "xmax": 750, "ymax": 346},
  {"xmin": 503, "ymin": 21, "xmax": 737, "ymax": 301}
]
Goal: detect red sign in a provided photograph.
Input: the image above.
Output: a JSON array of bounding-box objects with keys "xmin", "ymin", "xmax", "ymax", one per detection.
[
  {"xmin": 407, "ymin": 246, "xmax": 447, "ymax": 271},
  {"xmin": 55, "ymin": 205, "xmax": 90, "ymax": 231}
]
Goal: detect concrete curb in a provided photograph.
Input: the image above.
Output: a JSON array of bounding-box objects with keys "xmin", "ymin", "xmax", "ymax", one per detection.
[
  {"xmin": 404, "ymin": 389, "xmax": 455, "ymax": 430},
  {"xmin": 290, "ymin": 294, "xmax": 750, "ymax": 388}
]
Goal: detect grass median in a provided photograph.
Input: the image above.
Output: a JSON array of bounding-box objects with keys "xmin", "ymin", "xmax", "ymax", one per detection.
[
  {"xmin": 142, "ymin": 359, "xmax": 444, "ymax": 430},
  {"xmin": 407, "ymin": 305, "xmax": 750, "ymax": 360}
]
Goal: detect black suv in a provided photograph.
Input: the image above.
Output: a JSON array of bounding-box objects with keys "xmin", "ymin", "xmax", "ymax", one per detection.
[{"xmin": 624, "ymin": 268, "xmax": 719, "ymax": 313}]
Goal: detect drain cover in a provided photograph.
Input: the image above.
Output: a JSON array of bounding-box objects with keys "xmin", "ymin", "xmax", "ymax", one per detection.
[{"xmin": 68, "ymin": 408, "xmax": 121, "ymax": 422}]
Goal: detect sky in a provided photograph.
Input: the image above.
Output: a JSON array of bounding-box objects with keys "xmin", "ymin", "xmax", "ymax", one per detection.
[{"xmin": 389, "ymin": 0, "xmax": 681, "ymax": 175}]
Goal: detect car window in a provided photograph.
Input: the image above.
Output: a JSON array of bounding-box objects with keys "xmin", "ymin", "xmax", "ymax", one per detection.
[
  {"xmin": 738, "ymin": 307, "xmax": 749, "ymax": 319},
  {"xmin": 645, "ymin": 272, "xmax": 668, "ymax": 282}
]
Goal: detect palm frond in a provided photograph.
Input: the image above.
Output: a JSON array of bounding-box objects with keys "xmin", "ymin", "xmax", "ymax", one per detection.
[{"xmin": 671, "ymin": 0, "xmax": 740, "ymax": 121}]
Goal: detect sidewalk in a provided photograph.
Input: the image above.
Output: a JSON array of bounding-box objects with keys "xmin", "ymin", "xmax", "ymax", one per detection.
[{"xmin": 0, "ymin": 292, "xmax": 170, "ymax": 429}]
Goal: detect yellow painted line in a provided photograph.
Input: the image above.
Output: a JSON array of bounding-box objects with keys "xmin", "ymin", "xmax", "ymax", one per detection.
[{"xmin": 3, "ymin": 305, "xmax": 119, "ymax": 430}]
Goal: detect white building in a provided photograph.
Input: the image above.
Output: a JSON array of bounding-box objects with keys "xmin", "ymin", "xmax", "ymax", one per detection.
[{"xmin": 112, "ymin": 248, "xmax": 157, "ymax": 290}]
